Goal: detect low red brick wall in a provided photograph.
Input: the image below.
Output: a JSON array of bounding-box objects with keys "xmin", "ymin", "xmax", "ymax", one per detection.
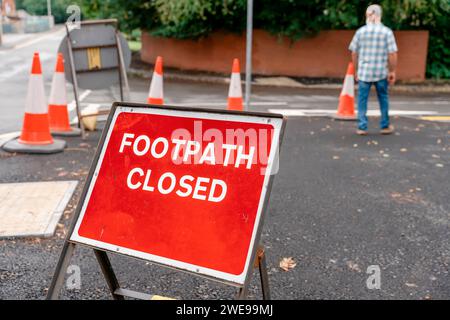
[{"xmin": 141, "ymin": 29, "xmax": 429, "ymax": 82}]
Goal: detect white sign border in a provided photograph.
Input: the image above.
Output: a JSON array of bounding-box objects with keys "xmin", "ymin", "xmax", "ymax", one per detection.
[{"xmin": 70, "ymin": 105, "xmax": 283, "ymax": 286}]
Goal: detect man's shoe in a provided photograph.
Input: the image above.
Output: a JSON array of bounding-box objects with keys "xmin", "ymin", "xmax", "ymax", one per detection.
[
  {"xmin": 380, "ymin": 125, "xmax": 394, "ymax": 135},
  {"xmin": 356, "ymin": 129, "xmax": 368, "ymax": 136}
]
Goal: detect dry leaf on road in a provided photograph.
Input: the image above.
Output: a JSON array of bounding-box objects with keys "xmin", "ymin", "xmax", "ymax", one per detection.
[
  {"xmin": 405, "ymin": 282, "xmax": 418, "ymax": 288},
  {"xmin": 279, "ymin": 257, "xmax": 296, "ymax": 271},
  {"xmin": 346, "ymin": 260, "xmax": 362, "ymax": 272}
]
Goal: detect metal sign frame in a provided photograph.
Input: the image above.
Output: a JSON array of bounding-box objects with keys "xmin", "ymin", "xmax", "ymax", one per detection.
[
  {"xmin": 47, "ymin": 102, "xmax": 286, "ymax": 300},
  {"xmin": 64, "ymin": 19, "xmax": 130, "ymax": 139}
]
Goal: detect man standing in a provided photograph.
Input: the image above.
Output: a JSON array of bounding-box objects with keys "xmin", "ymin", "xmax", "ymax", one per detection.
[{"xmin": 349, "ymin": 4, "xmax": 398, "ymax": 135}]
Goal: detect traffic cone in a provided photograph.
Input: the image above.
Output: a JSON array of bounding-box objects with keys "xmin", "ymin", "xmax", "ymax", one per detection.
[
  {"xmin": 227, "ymin": 58, "xmax": 243, "ymax": 111},
  {"xmin": 332, "ymin": 62, "xmax": 357, "ymax": 120},
  {"xmin": 2, "ymin": 53, "xmax": 66, "ymax": 154},
  {"xmin": 48, "ymin": 53, "xmax": 80, "ymax": 136},
  {"xmin": 147, "ymin": 56, "xmax": 163, "ymax": 105}
]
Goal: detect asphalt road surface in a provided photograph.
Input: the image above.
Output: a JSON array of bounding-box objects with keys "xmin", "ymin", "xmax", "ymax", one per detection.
[
  {"xmin": 0, "ymin": 116, "xmax": 448, "ymax": 299},
  {"xmin": 1, "ymin": 27, "xmax": 449, "ymax": 300}
]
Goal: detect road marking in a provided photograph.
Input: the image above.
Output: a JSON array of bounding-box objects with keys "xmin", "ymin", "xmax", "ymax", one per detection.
[
  {"xmin": 0, "ymin": 131, "xmax": 20, "ymax": 147},
  {"xmin": 374, "ymin": 110, "xmax": 437, "ymax": 116},
  {"xmin": 68, "ymin": 89, "xmax": 92, "ymax": 112},
  {"xmin": 0, "ymin": 52, "xmax": 52, "ymax": 81},
  {"xmin": 268, "ymin": 109, "xmax": 438, "ymax": 117},
  {"xmin": 12, "ymin": 28, "xmax": 65, "ymax": 50},
  {"xmin": 171, "ymin": 101, "xmax": 288, "ymax": 107},
  {"xmin": 420, "ymin": 116, "xmax": 450, "ymax": 122},
  {"xmin": 392, "ymin": 101, "xmax": 450, "ymax": 106}
]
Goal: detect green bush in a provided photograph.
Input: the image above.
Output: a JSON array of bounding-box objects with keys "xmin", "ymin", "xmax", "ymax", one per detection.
[
  {"xmin": 17, "ymin": 0, "xmax": 450, "ymax": 79},
  {"xmin": 17, "ymin": 0, "xmax": 82, "ymax": 24}
]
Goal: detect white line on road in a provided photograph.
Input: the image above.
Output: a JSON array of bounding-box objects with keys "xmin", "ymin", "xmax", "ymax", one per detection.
[
  {"xmin": 68, "ymin": 90, "xmax": 92, "ymax": 112},
  {"xmin": 0, "ymin": 52, "xmax": 52, "ymax": 81},
  {"xmin": 12, "ymin": 28, "xmax": 65, "ymax": 50},
  {"xmin": 0, "ymin": 131, "xmax": 20, "ymax": 147},
  {"xmin": 170, "ymin": 101, "xmax": 288, "ymax": 107},
  {"xmin": 391, "ymin": 101, "xmax": 450, "ymax": 106},
  {"xmin": 268, "ymin": 109, "xmax": 438, "ymax": 117}
]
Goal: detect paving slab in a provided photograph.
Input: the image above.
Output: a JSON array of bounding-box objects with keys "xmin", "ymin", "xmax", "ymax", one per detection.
[{"xmin": 0, "ymin": 180, "xmax": 77, "ymax": 239}]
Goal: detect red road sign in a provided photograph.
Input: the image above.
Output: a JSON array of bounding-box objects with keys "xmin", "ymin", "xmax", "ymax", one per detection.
[{"xmin": 70, "ymin": 104, "xmax": 284, "ymax": 285}]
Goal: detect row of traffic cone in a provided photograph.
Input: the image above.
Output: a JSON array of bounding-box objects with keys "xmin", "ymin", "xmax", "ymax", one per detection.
[
  {"xmin": 147, "ymin": 56, "xmax": 356, "ymax": 117},
  {"xmin": 147, "ymin": 56, "xmax": 244, "ymax": 111},
  {"xmin": 3, "ymin": 52, "xmax": 77, "ymax": 154},
  {"xmin": 4, "ymin": 52, "xmax": 355, "ymax": 154}
]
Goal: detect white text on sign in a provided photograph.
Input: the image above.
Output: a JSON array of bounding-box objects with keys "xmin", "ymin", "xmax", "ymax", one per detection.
[{"xmin": 119, "ymin": 133, "xmax": 256, "ymax": 202}]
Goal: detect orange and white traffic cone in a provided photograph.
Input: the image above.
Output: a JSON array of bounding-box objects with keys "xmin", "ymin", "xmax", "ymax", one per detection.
[
  {"xmin": 48, "ymin": 53, "xmax": 80, "ymax": 136},
  {"xmin": 332, "ymin": 62, "xmax": 357, "ymax": 120},
  {"xmin": 147, "ymin": 56, "xmax": 164, "ymax": 105},
  {"xmin": 227, "ymin": 58, "xmax": 243, "ymax": 111},
  {"xmin": 2, "ymin": 52, "xmax": 66, "ymax": 154}
]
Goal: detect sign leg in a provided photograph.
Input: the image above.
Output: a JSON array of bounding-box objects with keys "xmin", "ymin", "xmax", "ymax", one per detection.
[
  {"xmin": 258, "ymin": 252, "xmax": 271, "ymax": 300},
  {"xmin": 116, "ymin": 32, "xmax": 130, "ymax": 101},
  {"xmin": 46, "ymin": 241, "xmax": 76, "ymax": 300},
  {"xmin": 236, "ymin": 246, "xmax": 271, "ymax": 300},
  {"xmin": 65, "ymin": 25, "xmax": 86, "ymax": 139},
  {"xmin": 237, "ymin": 286, "xmax": 248, "ymax": 300},
  {"xmin": 93, "ymin": 249, "xmax": 124, "ymax": 300}
]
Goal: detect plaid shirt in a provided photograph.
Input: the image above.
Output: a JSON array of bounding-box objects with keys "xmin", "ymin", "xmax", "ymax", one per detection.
[{"xmin": 349, "ymin": 23, "xmax": 398, "ymax": 82}]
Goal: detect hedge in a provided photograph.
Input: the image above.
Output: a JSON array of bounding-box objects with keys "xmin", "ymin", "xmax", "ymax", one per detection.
[{"xmin": 17, "ymin": 0, "xmax": 450, "ymax": 79}]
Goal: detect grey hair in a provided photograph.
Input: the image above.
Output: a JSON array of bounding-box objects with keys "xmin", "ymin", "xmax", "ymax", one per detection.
[{"xmin": 366, "ymin": 4, "xmax": 382, "ymax": 18}]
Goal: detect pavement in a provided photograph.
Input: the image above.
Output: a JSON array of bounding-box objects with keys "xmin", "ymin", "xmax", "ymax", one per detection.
[{"xmin": 0, "ymin": 27, "xmax": 449, "ymax": 300}]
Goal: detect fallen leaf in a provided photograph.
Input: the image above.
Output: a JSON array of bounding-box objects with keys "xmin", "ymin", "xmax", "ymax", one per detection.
[
  {"xmin": 390, "ymin": 192, "xmax": 421, "ymax": 204},
  {"xmin": 346, "ymin": 260, "xmax": 361, "ymax": 272},
  {"xmin": 405, "ymin": 282, "xmax": 418, "ymax": 288},
  {"xmin": 279, "ymin": 257, "xmax": 296, "ymax": 271}
]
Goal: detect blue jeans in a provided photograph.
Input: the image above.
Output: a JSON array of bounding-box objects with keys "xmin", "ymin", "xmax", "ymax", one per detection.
[{"xmin": 357, "ymin": 78, "xmax": 390, "ymax": 131}]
